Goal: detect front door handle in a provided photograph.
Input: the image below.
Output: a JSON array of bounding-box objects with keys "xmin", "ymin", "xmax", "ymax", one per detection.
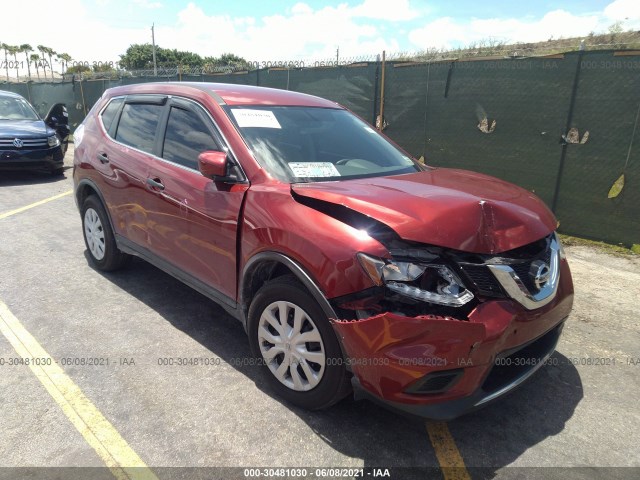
[
  {"xmin": 146, "ymin": 177, "xmax": 165, "ymax": 191},
  {"xmin": 97, "ymin": 152, "xmax": 109, "ymax": 164}
]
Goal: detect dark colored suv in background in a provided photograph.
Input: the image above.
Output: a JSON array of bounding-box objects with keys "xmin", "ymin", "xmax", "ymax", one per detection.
[
  {"xmin": 0, "ymin": 90, "xmax": 70, "ymax": 175},
  {"xmin": 73, "ymin": 82, "xmax": 573, "ymax": 419}
]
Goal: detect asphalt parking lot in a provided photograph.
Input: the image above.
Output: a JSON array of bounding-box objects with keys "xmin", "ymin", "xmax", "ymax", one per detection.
[{"xmin": 1, "ymin": 145, "xmax": 639, "ymax": 480}]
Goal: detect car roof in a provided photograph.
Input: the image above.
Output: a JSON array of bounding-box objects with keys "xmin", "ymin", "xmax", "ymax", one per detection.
[
  {"xmin": 103, "ymin": 82, "xmax": 341, "ymax": 109},
  {"xmin": 0, "ymin": 90, "xmax": 26, "ymax": 100}
]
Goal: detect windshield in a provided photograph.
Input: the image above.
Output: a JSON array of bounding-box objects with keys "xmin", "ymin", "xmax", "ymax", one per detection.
[
  {"xmin": 0, "ymin": 96, "xmax": 40, "ymax": 121},
  {"xmin": 225, "ymin": 106, "xmax": 423, "ymax": 182}
]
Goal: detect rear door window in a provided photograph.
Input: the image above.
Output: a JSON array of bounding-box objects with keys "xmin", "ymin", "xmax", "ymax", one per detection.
[
  {"xmin": 115, "ymin": 103, "xmax": 163, "ymax": 154},
  {"xmin": 162, "ymin": 106, "xmax": 219, "ymax": 169}
]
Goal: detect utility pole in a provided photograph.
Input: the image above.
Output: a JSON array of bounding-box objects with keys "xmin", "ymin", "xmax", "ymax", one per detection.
[
  {"xmin": 151, "ymin": 23, "xmax": 157, "ymax": 76},
  {"xmin": 336, "ymin": 46, "xmax": 339, "ymax": 65}
]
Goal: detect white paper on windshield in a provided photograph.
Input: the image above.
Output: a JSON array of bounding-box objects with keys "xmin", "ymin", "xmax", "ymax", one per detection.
[
  {"xmin": 288, "ymin": 162, "xmax": 341, "ymax": 177},
  {"xmin": 231, "ymin": 109, "xmax": 281, "ymax": 129}
]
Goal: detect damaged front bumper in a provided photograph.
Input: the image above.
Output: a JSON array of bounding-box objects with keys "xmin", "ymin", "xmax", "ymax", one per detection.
[{"xmin": 331, "ymin": 263, "xmax": 574, "ymax": 420}]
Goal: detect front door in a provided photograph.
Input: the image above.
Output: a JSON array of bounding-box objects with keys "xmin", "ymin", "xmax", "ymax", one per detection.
[{"xmin": 144, "ymin": 98, "xmax": 248, "ymax": 302}]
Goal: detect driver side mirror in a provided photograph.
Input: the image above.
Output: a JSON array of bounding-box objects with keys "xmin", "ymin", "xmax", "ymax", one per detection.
[{"xmin": 198, "ymin": 151, "xmax": 229, "ymax": 180}]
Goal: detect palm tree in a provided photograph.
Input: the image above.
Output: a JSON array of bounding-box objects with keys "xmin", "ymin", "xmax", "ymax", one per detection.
[
  {"xmin": 30, "ymin": 53, "xmax": 41, "ymax": 80},
  {"xmin": 20, "ymin": 44, "xmax": 32, "ymax": 80},
  {"xmin": 45, "ymin": 48, "xmax": 56, "ymax": 79},
  {"xmin": 7, "ymin": 45, "xmax": 20, "ymax": 81},
  {"xmin": 57, "ymin": 53, "xmax": 72, "ymax": 75},
  {"xmin": 37, "ymin": 45, "xmax": 48, "ymax": 80},
  {"xmin": 1, "ymin": 43, "xmax": 9, "ymax": 81}
]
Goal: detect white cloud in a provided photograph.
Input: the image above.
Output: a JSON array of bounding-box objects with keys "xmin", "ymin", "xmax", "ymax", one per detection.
[
  {"xmin": 603, "ymin": 0, "xmax": 640, "ymax": 29},
  {"xmin": 291, "ymin": 2, "xmax": 313, "ymax": 16},
  {"xmin": 0, "ymin": 0, "xmax": 151, "ymax": 77},
  {"xmin": 163, "ymin": 1, "xmax": 398, "ymax": 60},
  {"xmin": 408, "ymin": 17, "xmax": 466, "ymax": 49},
  {"xmin": 409, "ymin": 9, "xmax": 602, "ymax": 50},
  {"xmin": 132, "ymin": 0, "xmax": 162, "ymax": 9},
  {"xmin": 604, "ymin": 0, "xmax": 640, "ymax": 20},
  {"xmin": 473, "ymin": 10, "xmax": 600, "ymax": 42},
  {"xmin": 351, "ymin": 0, "xmax": 419, "ymax": 22}
]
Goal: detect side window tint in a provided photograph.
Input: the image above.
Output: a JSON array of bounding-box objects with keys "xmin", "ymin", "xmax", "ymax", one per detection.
[
  {"xmin": 115, "ymin": 103, "xmax": 163, "ymax": 153},
  {"xmin": 100, "ymin": 98, "xmax": 123, "ymax": 134},
  {"xmin": 163, "ymin": 107, "xmax": 219, "ymax": 169}
]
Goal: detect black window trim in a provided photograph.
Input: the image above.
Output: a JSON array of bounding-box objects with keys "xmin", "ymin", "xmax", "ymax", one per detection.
[
  {"xmin": 113, "ymin": 97, "xmax": 167, "ymax": 155},
  {"xmin": 155, "ymin": 96, "xmax": 247, "ymax": 182},
  {"xmin": 156, "ymin": 100, "xmax": 223, "ymax": 169},
  {"xmin": 99, "ymin": 93, "xmax": 247, "ymax": 183}
]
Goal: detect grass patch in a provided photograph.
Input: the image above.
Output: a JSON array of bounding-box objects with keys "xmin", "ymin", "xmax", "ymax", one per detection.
[{"xmin": 559, "ymin": 234, "xmax": 638, "ymax": 257}]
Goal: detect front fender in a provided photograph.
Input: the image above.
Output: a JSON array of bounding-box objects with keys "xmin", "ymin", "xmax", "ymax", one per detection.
[{"xmin": 240, "ymin": 186, "xmax": 388, "ymax": 299}]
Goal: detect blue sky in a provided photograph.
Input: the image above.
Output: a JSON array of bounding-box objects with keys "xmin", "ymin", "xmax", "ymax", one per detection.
[{"xmin": 3, "ymin": 0, "xmax": 639, "ymax": 67}]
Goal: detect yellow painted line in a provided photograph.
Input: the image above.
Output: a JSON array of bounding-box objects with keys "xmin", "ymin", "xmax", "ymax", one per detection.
[
  {"xmin": 0, "ymin": 300, "xmax": 157, "ymax": 480},
  {"xmin": 0, "ymin": 190, "xmax": 73, "ymax": 220},
  {"xmin": 426, "ymin": 421, "xmax": 471, "ymax": 480}
]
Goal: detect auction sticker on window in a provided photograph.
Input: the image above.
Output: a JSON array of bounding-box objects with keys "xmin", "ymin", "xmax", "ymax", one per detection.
[
  {"xmin": 288, "ymin": 162, "xmax": 341, "ymax": 177},
  {"xmin": 231, "ymin": 109, "xmax": 281, "ymax": 129}
]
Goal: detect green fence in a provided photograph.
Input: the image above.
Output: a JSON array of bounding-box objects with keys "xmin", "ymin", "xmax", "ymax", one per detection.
[{"xmin": 1, "ymin": 50, "xmax": 638, "ymax": 247}]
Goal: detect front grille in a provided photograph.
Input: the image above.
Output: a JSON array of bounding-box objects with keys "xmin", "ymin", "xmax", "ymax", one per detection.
[
  {"xmin": 0, "ymin": 138, "xmax": 49, "ymax": 150},
  {"xmin": 458, "ymin": 234, "xmax": 552, "ymax": 298},
  {"xmin": 460, "ymin": 264, "xmax": 503, "ymax": 297}
]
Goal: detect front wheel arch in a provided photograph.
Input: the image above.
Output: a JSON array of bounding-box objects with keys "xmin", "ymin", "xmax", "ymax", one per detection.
[{"xmin": 240, "ymin": 252, "xmax": 338, "ymax": 328}]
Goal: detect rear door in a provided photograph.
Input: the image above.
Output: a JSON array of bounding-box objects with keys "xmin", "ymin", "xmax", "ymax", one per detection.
[
  {"xmin": 144, "ymin": 97, "xmax": 248, "ymax": 302},
  {"xmin": 95, "ymin": 95, "xmax": 167, "ymax": 246}
]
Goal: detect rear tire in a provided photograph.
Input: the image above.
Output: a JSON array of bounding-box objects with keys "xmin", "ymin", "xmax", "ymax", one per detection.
[
  {"xmin": 81, "ymin": 195, "xmax": 130, "ymax": 271},
  {"xmin": 248, "ymin": 275, "xmax": 351, "ymax": 410}
]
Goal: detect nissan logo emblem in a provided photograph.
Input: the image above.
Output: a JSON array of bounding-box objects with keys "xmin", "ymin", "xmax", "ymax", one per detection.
[{"xmin": 530, "ymin": 260, "xmax": 551, "ymax": 290}]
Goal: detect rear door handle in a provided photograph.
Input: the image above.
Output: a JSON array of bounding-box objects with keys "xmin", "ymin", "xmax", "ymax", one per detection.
[
  {"xmin": 97, "ymin": 152, "xmax": 109, "ymax": 164},
  {"xmin": 146, "ymin": 177, "xmax": 165, "ymax": 191}
]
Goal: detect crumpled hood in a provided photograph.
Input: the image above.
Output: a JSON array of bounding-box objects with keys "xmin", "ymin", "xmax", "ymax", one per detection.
[
  {"xmin": 0, "ymin": 119, "xmax": 49, "ymax": 138},
  {"xmin": 291, "ymin": 168, "xmax": 557, "ymax": 254}
]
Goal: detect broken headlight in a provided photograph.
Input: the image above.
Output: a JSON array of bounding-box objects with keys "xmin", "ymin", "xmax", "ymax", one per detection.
[{"xmin": 357, "ymin": 253, "xmax": 474, "ymax": 307}]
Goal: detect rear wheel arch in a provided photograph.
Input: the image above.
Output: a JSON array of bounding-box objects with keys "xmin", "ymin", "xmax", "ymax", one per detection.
[
  {"xmin": 76, "ymin": 180, "xmax": 101, "ymax": 208},
  {"xmin": 75, "ymin": 180, "xmax": 113, "ymax": 226},
  {"xmin": 240, "ymin": 252, "xmax": 338, "ymax": 328}
]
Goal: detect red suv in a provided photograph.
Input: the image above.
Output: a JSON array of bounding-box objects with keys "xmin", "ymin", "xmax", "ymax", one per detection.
[{"xmin": 73, "ymin": 82, "xmax": 573, "ymax": 419}]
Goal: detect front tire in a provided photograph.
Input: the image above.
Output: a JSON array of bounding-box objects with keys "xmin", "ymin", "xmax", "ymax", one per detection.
[
  {"xmin": 81, "ymin": 195, "xmax": 130, "ymax": 271},
  {"xmin": 248, "ymin": 276, "xmax": 351, "ymax": 410}
]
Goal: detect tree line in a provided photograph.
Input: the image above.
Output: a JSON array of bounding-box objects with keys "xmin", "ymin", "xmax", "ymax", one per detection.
[
  {"xmin": 0, "ymin": 43, "xmax": 72, "ymax": 81},
  {"xmin": 0, "ymin": 41, "xmax": 249, "ymax": 81},
  {"xmin": 117, "ymin": 44, "xmax": 249, "ymax": 71}
]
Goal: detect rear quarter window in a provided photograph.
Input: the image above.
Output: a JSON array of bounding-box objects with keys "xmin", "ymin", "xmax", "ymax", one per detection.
[
  {"xmin": 100, "ymin": 98, "xmax": 124, "ymax": 134},
  {"xmin": 115, "ymin": 103, "xmax": 163, "ymax": 153}
]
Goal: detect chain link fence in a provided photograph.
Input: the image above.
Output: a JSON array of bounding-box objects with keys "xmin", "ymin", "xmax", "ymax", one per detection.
[{"xmin": 1, "ymin": 48, "xmax": 639, "ymax": 247}]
